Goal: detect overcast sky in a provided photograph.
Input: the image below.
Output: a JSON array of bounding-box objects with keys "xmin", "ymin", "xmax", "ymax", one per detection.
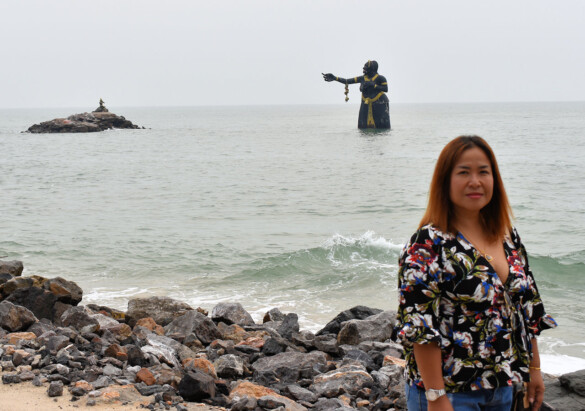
[{"xmin": 1, "ymin": 0, "xmax": 584, "ymax": 108}]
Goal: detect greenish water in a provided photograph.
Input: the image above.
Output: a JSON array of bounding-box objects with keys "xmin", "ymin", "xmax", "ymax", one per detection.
[{"xmin": 1, "ymin": 102, "xmax": 584, "ymax": 374}]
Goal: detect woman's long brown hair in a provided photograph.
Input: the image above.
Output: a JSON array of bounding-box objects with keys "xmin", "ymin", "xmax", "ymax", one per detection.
[{"xmin": 419, "ymin": 135, "xmax": 513, "ymax": 241}]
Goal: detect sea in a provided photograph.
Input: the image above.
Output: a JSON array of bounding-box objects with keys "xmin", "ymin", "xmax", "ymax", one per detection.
[{"xmin": 1, "ymin": 102, "xmax": 584, "ymax": 376}]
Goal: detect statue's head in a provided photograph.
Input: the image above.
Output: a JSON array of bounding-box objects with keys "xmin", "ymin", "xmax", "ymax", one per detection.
[{"xmin": 363, "ymin": 60, "xmax": 378, "ymax": 76}]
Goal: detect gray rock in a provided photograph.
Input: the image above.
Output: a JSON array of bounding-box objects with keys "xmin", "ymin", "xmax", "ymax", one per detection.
[
  {"xmin": 164, "ymin": 310, "xmax": 221, "ymax": 345},
  {"xmin": 42, "ymin": 277, "xmax": 83, "ymax": 305},
  {"xmin": 277, "ymin": 313, "xmax": 299, "ymax": 340},
  {"xmin": 178, "ymin": 370, "xmax": 216, "ymax": 401},
  {"xmin": 544, "ymin": 374, "xmax": 585, "ymax": 411},
  {"xmin": 102, "ymin": 364, "xmax": 122, "ymax": 376},
  {"xmin": 313, "ymin": 334, "xmax": 339, "ymax": 355},
  {"xmin": 284, "ymin": 384, "xmax": 318, "ymax": 403},
  {"xmin": 310, "ymin": 363, "xmax": 374, "ymax": 398},
  {"xmin": 60, "ymin": 306, "xmax": 100, "ymax": 333},
  {"xmin": 46, "ymin": 335, "xmax": 70, "ymax": 355},
  {"xmin": 341, "ymin": 349, "xmax": 376, "ymax": 372},
  {"xmin": 0, "ymin": 300, "xmax": 38, "ymax": 332},
  {"xmin": 252, "ymin": 351, "xmax": 328, "ymax": 385},
  {"xmin": 337, "ymin": 310, "xmax": 395, "ymax": 346},
  {"xmin": 291, "ymin": 330, "xmax": 315, "ymax": 349},
  {"xmin": 127, "ymin": 296, "xmax": 193, "ymax": 327},
  {"xmin": 316, "ymin": 306, "xmax": 383, "ymax": 336},
  {"xmin": 214, "ymin": 354, "xmax": 244, "ymax": 379},
  {"xmin": 560, "ymin": 369, "xmax": 585, "ymax": 397},
  {"xmin": 2, "ymin": 374, "xmax": 21, "ymax": 384},
  {"xmin": 211, "ymin": 302, "xmax": 255, "ymax": 326},
  {"xmin": 263, "ymin": 308, "xmax": 285, "ymax": 323},
  {"xmin": 47, "ymin": 380, "xmax": 64, "ymax": 397},
  {"xmin": 5, "ymin": 286, "xmax": 58, "ymax": 321},
  {"xmin": 0, "ymin": 260, "xmax": 23, "ymax": 277},
  {"xmin": 91, "ymin": 375, "xmax": 111, "ymax": 389}
]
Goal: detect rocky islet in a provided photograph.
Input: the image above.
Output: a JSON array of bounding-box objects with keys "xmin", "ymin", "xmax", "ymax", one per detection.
[{"xmin": 0, "ymin": 259, "xmax": 583, "ymax": 411}]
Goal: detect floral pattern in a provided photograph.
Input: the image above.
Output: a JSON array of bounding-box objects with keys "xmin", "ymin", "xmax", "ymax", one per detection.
[{"xmin": 394, "ymin": 225, "xmax": 557, "ymax": 392}]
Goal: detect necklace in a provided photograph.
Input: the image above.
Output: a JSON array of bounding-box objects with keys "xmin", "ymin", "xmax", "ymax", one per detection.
[{"xmin": 458, "ymin": 232, "xmax": 495, "ymax": 262}]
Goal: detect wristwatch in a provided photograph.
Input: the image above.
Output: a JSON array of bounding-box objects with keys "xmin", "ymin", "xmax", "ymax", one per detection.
[{"xmin": 425, "ymin": 388, "xmax": 446, "ymax": 401}]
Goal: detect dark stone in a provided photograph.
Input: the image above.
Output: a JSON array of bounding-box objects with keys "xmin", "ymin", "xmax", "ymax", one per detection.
[
  {"xmin": 313, "ymin": 334, "xmax": 339, "ymax": 355},
  {"xmin": 5, "ymin": 286, "xmax": 57, "ymax": 321},
  {"xmin": 126, "ymin": 344, "xmax": 147, "ymax": 367},
  {"xmin": 211, "ymin": 303, "xmax": 255, "ymax": 326},
  {"xmin": 276, "ymin": 313, "xmax": 299, "ymax": 340},
  {"xmin": 261, "ymin": 338, "xmax": 286, "ymax": 356},
  {"xmin": 284, "ymin": 384, "xmax": 318, "ymax": 403},
  {"xmin": 47, "ymin": 335, "xmax": 71, "ymax": 355},
  {"xmin": 164, "ymin": 310, "xmax": 221, "ymax": 345},
  {"xmin": 0, "ymin": 260, "xmax": 23, "ymax": 277},
  {"xmin": 263, "ymin": 308, "xmax": 285, "ymax": 323},
  {"xmin": 0, "ymin": 300, "xmax": 38, "ymax": 332},
  {"xmin": 560, "ymin": 369, "xmax": 585, "ymax": 396},
  {"xmin": 342, "ymin": 349, "xmax": 377, "ymax": 372},
  {"xmin": 2, "ymin": 374, "xmax": 21, "ymax": 384},
  {"xmin": 127, "ymin": 296, "xmax": 193, "ymax": 327},
  {"xmin": 178, "ymin": 370, "xmax": 216, "ymax": 401},
  {"xmin": 316, "ymin": 306, "xmax": 382, "ymax": 336},
  {"xmin": 252, "ymin": 351, "xmax": 328, "ymax": 385},
  {"xmin": 135, "ymin": 383, "xmax": 166, "ymax": 396},
  {"xmin": 257, "ymin": 396, "xmax": 286, "ymax": 409},
  {"xmin": 42, "ymin": 277, "xmax": 83, "ymax": 305},
  {"xmin": 337, "ymin": 310, "xmax": 395, "ymax": 346},
  {"xmin": 214, "ymin": 354, "xmax": 244, "ymax": 379},
  {"xmin": 47, "ymin": 380, "xmax": 64, "ymax": 397},
  {"xmin": 60, "ymin": 306, "xmax": 100, "ymax": 333}
]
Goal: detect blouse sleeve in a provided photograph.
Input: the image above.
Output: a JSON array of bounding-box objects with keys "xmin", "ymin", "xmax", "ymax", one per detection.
[
  {"xmin": 394, "ymin": 226, "xmax": 447, "ymax": 348},
  {"xmin": 512, "ymin": 228, "xmax": 558, "ymax": 337}
]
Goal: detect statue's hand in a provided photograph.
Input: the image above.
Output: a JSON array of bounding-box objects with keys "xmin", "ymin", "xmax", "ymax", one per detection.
[{"xmin": 322, "ymin": 73, "xmax": 335, "ymax": 82}]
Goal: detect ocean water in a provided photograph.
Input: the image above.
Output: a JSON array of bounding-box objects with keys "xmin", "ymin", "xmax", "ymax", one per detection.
[{"xmin": 1, "ymin": 102, "xmax": 584, "ymax": 375}]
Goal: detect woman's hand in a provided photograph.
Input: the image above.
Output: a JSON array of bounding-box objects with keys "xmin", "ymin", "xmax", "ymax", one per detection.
[{"xmin": 527, "ymin": 368, "xmax": 545, "ymax": 410}]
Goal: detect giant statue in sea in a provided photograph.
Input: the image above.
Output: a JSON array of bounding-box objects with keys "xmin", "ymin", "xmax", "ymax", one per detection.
[{"xmin": 323, "ymin": 60, "xmax": 391, "ymax": 130}]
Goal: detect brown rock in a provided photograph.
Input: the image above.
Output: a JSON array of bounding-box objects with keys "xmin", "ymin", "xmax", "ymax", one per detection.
[
  {"xmin": 135, "ymin": 317, "xmax": 165, "ymax": 335},
  {"xmin": 383, "ymin": 355, "xmax": 406, "ymax": 368},
  {"xmin": 136, "ymin": 368, "xmax": 156, "ymax": 386},
  {"xmin": 236, "ymin": 336, "xmax": 265, "ymax": 349},
  {"xmin": 183, "ymin": 358, "xmax": 218, "ymax": 379},
  {"xmin": 0, "ymin": 260, "xmax": 23, "ymax": 277},
  {"xmin": 6, "ymin": 332, "xmax": 37, "ymax": 345}
]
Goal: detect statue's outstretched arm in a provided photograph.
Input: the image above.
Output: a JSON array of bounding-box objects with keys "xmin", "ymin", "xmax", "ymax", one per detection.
[{"xmin": 322, "ymin": 73, "xmax": 361, "ymax": 84}]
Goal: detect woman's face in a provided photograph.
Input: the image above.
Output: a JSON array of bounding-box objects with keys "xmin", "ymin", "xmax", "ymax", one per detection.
[{"xmin": 449, "ymin": 146, "xmax": 494, "ymax": 218}]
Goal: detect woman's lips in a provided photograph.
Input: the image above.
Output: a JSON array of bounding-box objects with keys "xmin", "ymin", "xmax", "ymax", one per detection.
[{"xmin": 467, "ymin": 193, "xmax": 483, "ymax": 199}]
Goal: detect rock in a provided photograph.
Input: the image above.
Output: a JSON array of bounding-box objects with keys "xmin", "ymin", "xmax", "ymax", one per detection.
[
  {"xmin": 47, "ymin": 380, "xmax": 64, "ymax": 397},
  {"xmin": 211, "ymin": 302, "xmax": 255, "ymax": 326},
  {"xmin": 135, "ymin": 367, "xmax": 156, "ymax": 385},
  {"xmin": 183, "ymin": 357, "xmax": 217, "ymax": 378},
  {"xmin": 5, "ymin": 286, "xmax": 57, "ymax": 321},
  {"xmin": 0, "ymin": 276, "xmax": 34, "ymax": 298},
  {"xmin": 26, "ymin": 111, "xmax": 143, "ymax": 134},
  {"xmin": 178, "ymin": 370, "xmax": 216, "ymax": 401},
  {"xmin": 164, "ymin": 310, "xmax": 222, "ymax": 345},
  {"xmin": 230, "ymin": 381, "xmax": 307, "ymax": 411},
  {"xmin": 560, "ymin": 369, "xmax": 585, "ymax": 396},
  {"xmin": 46, "ymin": 334, "xmax": 70, "ymax": 354},
  {"xmin": 0, "ymin": 301, "xmax": 38, "ymax": 331},
  {"xmin": 0, "ymin": 260, "xmax": 24, "ymax": 277},
  {"xmin": 42, "ymin": 277, "xmax": 83, "ymax": 305},
  {"xmin": 252, "ymin": 351, "xmax": 328, "ymax": 385},
  {"xmin": 263, "ymin": 308, "xmax": 285, "ymax": 323},
  {"xmin": 341, "ymin": 349, "xmax": 376, "ymax": 372},
  {"xmin": 214, "ymin": 354, "xmax": 244, "ymax": 379},
  {"xmin": 317, "ymin": 306, "xmax": 383, "ymax": 336},
  {"xmin": 134, "ymin": 317, "xmax": 165, "ymax": 335},
  {"xmin": 313, "ymin": 334, "xmax": 339, "ymax": 355},
  {"xmin": 5, "ymin": 331, "xmax": 37, "ymax": 345},
  {"xmin": 277, "ymin": 313, "xmax": 299, "ymax": 340},
  {"xmin": 127, "ymin": 296, "xmax": 193, "ymax": 327},
  {"xmin": 2, "ymin": 373, "xmax": 21, "ymax": 384},
  {"xmin": 310, "ymin": 363, "xmax": 374, "ymax": 398},
  {"xmin": 337, "ymin": 310, "xmax": 395, "ymax": 345},
  {"xmin": 60, "ymin": 306, "xmax": 100, "ymax": 333},
  {"xmin": 284, "ymin": 384, "xmax": 318, "ymax": 403},
  {"xmin": 544, "ymin": 372, "xmax": 585, "ymax": 411}
]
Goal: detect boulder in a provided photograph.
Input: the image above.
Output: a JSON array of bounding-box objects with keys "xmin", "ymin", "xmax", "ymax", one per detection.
[
  {"xmin": 230, "ymin": 381, "xmax": 307, "ymax": 411},
  {"xmin": 544, "ymin": 371, "xmax": 585, "ymax": 411},
  {"xmin": 277, "ymin": 313, "xmax": 299, "ymax": 340},
  {"xmin": 127, "ymin": 296, "xmax": 193, "ymax": 327},
  {"xmin": 316, "ymin": 305, "xmax": 383, "ymax": 336},
  {"xmin": 0, "ymin": 300, "xmax": 38, "ymax": 331},
  {"xmin": 178, "ymin": 370, "xmax": 216, "ymax": 401},
  {"xmin": 5, "ymin": 287, "xmax": 57, "ymax": 321},
  {"xmin": 214, "ymin": 354, "xmax": 244, "ymax": 379},
  {"xmin": 211, "ymin": 302, "xmax": 255, "ymax": 326},
  {"xmin": 42, "ymin": 277, "xmax": 83, "ymax": 305},
  {"xmin": 337, "ymin": 310, "xmax": 395, "ymax": 345},
  {"xmin": 59, "ymin": 306, "xmax": 100, "ymax": 333},
  {"xmin": 164, "ymin": 310, "xmax": 221, "ymax": 344},
  {"xmin": 252, "ymin": 351, "xmax": 328, "ymax": 385},
  {"xmin": 0, "ymin": 260, "xmax": 23, "ymax": 277},
  {"xmin": 310, "ymin": 363, "xmax": 374, "ymax": 398}
]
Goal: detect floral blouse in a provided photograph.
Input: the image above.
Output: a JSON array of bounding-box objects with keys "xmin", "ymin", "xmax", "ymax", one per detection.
[{"xmin": 394, "ymin": 224, "xmax": 557, "ymax": 392}]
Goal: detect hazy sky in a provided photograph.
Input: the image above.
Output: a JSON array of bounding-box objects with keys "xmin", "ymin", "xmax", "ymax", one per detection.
[{"xmin": 2, "ymin": 0, "xmax": 584, "ymax": 108}]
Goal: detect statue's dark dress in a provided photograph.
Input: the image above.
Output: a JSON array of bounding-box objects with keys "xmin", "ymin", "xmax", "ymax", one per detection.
[{"xmin": 345, "ymin": 74, "xmax": 390, "ymax": 129}]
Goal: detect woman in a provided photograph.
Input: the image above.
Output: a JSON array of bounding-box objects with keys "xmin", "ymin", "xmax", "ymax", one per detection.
[{"xmin": 394, "ymin": 136, "xmax": 557, "ymax": 411}]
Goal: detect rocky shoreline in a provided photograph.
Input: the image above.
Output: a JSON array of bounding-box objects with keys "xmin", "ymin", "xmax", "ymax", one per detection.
[{"xmin": 1, "ymin": 259, "xmax": 584, "ymax": 410}]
